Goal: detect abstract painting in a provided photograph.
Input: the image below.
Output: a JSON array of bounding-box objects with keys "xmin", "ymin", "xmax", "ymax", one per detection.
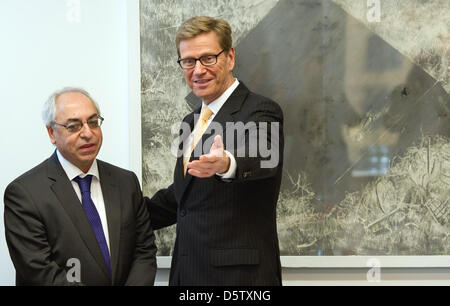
[{"xmin": 140, "ymin": 0, "xmax": 450, "ymax": 257}]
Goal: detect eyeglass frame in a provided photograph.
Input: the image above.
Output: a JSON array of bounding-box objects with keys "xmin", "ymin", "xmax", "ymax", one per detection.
[
  {"xmin": 52, "ymin": 114, "xmax": 104, "ymax": 133},
  {"xmin": 177, "ymin": 49, "xmax": 226, "ymax": 69}
]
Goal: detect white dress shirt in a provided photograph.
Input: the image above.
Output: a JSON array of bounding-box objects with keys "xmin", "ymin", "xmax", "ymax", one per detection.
[
  {"xmin": 56, "ymin": 150, "xmax": 110, "ymax": 252},
  {"xmin": 183, "ymin": 78, "xmax": 239, "ymax": 179}
]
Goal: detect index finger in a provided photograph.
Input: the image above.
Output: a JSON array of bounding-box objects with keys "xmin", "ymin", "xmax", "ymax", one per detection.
[{"xmin": 199, "ymin": 154, "xmax": 220, "ymax": 163}]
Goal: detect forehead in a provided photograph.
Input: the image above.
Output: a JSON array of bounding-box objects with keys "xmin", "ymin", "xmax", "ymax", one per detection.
[
  {"xmin": 55, "ymin": 92, "xmax": 98, "ymax": 120},
  {"xmin": 179, "ymin": 31, "xmax": 221, "ymax": 57}
]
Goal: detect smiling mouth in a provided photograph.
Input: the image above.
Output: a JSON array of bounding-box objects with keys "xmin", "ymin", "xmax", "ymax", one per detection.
[{"xmin": 194, "ymin": 79, "xmax": 212, "ymax": 85}]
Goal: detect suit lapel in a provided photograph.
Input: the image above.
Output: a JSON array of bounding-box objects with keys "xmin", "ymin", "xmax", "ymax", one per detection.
[
  {"xmin": 216, "ymin": 82, "xmax": 249, "ymax": 119},
  {"xmin": 196, "ymin": 82, "xmax": 249, "ymax": 160},
  {"xmin": 97, "ymin": 160, "xmax": 121, "ymax": 283},
  {"xmin": 47, "ymin": 152, "xmax": 111, "ymax": 280}
]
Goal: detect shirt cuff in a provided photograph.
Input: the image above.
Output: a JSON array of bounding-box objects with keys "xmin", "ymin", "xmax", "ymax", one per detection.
[{"xmin": 216, "ymin": 150, "xmax": 236, "ymax": 179}]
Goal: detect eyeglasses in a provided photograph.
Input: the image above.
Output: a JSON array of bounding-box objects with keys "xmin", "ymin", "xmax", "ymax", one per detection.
[
  {"xmin": 53, "ymin": 115, "xmax": 104, "ymax": 133},
  {"xmin": 177, "ymin": 49, "xmax": 226, "ymax": 69}
]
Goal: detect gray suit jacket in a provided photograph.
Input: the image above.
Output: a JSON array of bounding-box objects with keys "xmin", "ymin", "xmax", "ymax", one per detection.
[
  {"xmin": 4, "ymin": 151, "xmax": 157, "ymax": 285},
  {"xmin": 147, "ymin": 82, "xmax": 284, "ymax": 285}
]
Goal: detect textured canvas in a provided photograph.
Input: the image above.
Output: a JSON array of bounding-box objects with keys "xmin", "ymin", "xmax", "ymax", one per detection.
[{"xmin": 140, "ymin": 0, "xmax": 450, "ymax": 256}]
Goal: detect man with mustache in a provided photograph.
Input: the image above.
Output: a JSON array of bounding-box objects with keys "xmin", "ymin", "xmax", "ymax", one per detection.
[
  {"xmin": 4, "ymin": 87, "xmax": 157, "ymax": 285},
  {"xmin": 146, "ymin": 16, "xmax": 284, "ymax": 285}
]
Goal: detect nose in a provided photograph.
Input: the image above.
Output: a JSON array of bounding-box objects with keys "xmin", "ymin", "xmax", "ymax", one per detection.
[
  {"xmin": 193, "ymin": 60, "xmax": 206, "ymax": 75},
  {"xmin": 79, "ymin": 122, "xmax": 94, "ymax": 138}
]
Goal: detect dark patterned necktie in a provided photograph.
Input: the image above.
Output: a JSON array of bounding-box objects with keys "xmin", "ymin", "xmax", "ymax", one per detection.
[{"xmin": 73, "ymin": 175, "xmax": 111, "ymax": 276}]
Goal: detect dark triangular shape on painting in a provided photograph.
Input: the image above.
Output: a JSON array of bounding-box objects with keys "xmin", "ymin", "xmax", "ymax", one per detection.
[{"xmin": 231, "ymin": 0, "xmax": 449, "ymax": 208}]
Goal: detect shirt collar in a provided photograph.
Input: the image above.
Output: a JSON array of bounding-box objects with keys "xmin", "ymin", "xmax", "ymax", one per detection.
[
  {"xmin": 202, "ymin": 78, "xmax": 239, "ymax": 115},
  {"xmin": 56, "ymin": 150, "xmax": 100, "ymax": 181}
]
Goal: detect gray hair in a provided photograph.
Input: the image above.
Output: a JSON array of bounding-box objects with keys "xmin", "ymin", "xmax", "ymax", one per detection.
[{"xmin": 42, "ymin": 87, "xmax": 101, "ymax": 126}]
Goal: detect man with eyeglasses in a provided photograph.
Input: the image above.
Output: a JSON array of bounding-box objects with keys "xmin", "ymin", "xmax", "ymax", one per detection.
[
  {"xmin": 146, "ymin": 16, "xmax": 284, "ymax": 285},
  {"xmin": 4, "ymin": 87, "xmax": 157, "ymax": 285}
]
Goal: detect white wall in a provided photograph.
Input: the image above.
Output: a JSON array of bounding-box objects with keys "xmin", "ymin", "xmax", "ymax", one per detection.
[
  {"xmin": 0, "ymin": 0, "xmax": 130, "ymax": 285},
  {"xmin": 1, "ymin": 0, "xmax": 449, "ymax": 286}
]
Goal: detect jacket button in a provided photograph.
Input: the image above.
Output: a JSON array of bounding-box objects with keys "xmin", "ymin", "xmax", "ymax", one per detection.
[
  {"xmin": 243, "ymin": 171, "xmax": 251, "ymax": 179},
  {"xmin": 180, "ymin": 209, "xmax": 186, "ymax": 217}
]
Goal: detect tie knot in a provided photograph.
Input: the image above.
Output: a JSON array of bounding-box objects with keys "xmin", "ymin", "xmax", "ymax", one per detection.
[
  {"xmin": 200, "ymin": 106, "xmax": 213, "ymax": 122},
  {"xmin": 73, "ymin": 175, "xmax": 93, "ymax": 194}
]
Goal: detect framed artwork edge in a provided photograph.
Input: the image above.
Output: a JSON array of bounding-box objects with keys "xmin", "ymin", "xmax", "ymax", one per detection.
[
  {"xmin": 128, "ymin": 0, "xmax": 450, "ymax": 270},
  {"xmin": 156, "ymin": 256, "xmax": 450, "ymax": 269}
]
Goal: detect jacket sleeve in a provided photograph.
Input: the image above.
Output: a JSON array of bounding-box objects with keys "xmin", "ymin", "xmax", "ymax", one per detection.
[
  {"xmin": 231, "ymin": 98, "xmax": 284, "ymax": 182},
  {"xmin": 124, "ymin": 172, "xmax": 157, "ymax": 286},
  {"xmin": 144, "ymin": 183, "xmax": 178, "ymax": 230},
  {"xmin": 4, "ymin": 181, "xmax": 77, "ymax": 286}
]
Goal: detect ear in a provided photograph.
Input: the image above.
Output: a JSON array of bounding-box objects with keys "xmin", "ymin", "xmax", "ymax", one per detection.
[
  {"xmin": 46, "ymin": 125, "xmax": 57, "ymax": 145},
  {"xmin": 227, "ymin": 47, "xmax": 235, "ymax": 71}
]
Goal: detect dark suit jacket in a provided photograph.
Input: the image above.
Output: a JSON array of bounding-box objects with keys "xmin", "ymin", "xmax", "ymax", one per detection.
[
  {"xmin": 147, "ymin": 82, "xmax": 284, "ymax": 286},
  {"xmin": 4, "ymin": 152, "xmax": 157, "ymax": 286}
]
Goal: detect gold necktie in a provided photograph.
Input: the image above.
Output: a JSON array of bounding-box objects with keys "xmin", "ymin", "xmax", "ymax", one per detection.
[{"xmin": 184, "ymin": 106, "xmax": 213, "ymax": 176}]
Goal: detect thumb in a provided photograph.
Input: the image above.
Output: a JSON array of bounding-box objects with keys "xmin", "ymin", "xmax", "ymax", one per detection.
[{"xmin": 209, "ymin": 135, "xmax": 224, "ymax": 157}]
